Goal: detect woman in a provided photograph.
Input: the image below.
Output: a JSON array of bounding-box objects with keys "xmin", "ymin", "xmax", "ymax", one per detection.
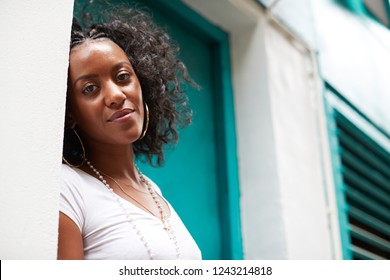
[{"xmin": 58, "ymin": 6, "xmax": 201, "ymax": 260}]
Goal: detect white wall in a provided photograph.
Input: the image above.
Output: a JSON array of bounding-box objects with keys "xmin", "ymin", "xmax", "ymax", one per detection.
[
  {"xmin": 183, "ymin": 0, "xmax": 340, "ymax": 259},
  {"xmin": 260, "ymin": 0, "xmax": 390, "ymax": 135},
  {"xmin": 314, "ymin": 0, "xmax": 390, "ymax": 134},
  {"xmin": 265, "ymin": 20, "xmax": 337, "ymax": 259},
  {"xmin": 259, "ymin": 0, "xmax": 318, "ymax": 49},
  {"xmin": 0, "ymin": 0, "xmax": 74, "ymax": 259},
  {"xmin": 230, "ymin": 10, "xmax": 288, "ymax": 259}
]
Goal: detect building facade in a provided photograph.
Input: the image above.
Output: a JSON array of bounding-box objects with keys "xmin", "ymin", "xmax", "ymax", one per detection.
[{"xmin": 0, "ymin": 0, "xmax": 389, "ymax": 259}]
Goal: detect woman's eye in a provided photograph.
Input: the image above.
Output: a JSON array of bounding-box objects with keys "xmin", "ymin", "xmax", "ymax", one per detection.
[
  {"xmin": 82, "ymin": 84, "xmax": 98, "ymax": 95},
  {"xmin": 117, "ymin": 72, "xmax": 131, "ymax": 82}
]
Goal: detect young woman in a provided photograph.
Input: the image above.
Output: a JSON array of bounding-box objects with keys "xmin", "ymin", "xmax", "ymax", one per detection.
[{"xmin": 58, "ymin": 6, "xmax": 201, "ymax": 260}]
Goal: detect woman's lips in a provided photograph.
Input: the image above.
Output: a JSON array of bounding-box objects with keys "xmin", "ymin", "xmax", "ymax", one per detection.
[{"xmin": 108, "ymin": 108, "xmax": 135, "ymax": 122}]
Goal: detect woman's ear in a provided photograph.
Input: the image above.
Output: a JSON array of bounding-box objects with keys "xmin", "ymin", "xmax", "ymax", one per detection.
[{"xmin": 65, "ymin": 111, "xmax": 77, "ymax": 129}]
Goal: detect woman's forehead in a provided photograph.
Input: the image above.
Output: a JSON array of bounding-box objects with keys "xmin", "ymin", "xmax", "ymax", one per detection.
[
  {"xmin": 70, "ymin": 39, "xmax": 126, "ymax": 60},
  {"xmin": 68, "ymin": 39, "xmax": 132, "ymax": 80}
]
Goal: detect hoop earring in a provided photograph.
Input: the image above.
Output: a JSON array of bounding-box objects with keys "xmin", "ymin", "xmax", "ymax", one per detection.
[
  {"xmin": 138, "ymin": 103, "xmax": 149, "ymax": 140},
  {"xmin": 62, "ymin": 127, "xmax": 86, "ymax": 168}
]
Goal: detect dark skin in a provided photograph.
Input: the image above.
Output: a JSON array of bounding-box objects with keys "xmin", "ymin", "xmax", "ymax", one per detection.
[{"xmin": 57, "ymin": 39, "xmax": 170, "ymax": 260}]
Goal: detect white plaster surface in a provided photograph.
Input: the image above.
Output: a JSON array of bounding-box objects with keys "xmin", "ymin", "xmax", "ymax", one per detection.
[
  {"xmin": 231, "ymin": 20, "xmax": 289, "ymax": 259},
  {"xmin": 0, "ymin": 0, "xmax": 74, "ymax": 259},
  {"xmin": 314, "ymin": 0, "xmax": 390, "ymax": 134},
  {"xmin": 266, "ymin": 22, "xmax": 333, "ymax": 259}
]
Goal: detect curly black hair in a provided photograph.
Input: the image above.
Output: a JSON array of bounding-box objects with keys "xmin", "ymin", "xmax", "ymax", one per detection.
[{"xmin": 64, "ymin": 3, "xmax": 195, "ymax": 167}]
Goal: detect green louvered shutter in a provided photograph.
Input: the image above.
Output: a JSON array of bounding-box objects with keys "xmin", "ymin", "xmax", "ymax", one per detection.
[{"xmin": 335, "ymin": 111, "xmax": 390, "ymax": 259}]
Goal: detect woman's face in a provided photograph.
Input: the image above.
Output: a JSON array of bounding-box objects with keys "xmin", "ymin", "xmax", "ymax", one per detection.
[{"xmin": 67, "ymin": 39, "xmax": 144, "ymax": 148}]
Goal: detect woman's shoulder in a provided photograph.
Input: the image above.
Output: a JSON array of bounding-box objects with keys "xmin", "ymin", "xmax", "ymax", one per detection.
[
  {"xmin": 61, "ymin": 163, "xmax": 91, "ymax": 182},
  {"xmin": 61, "ymin": 163, "xmax": 79, "ymax": 176},
  {"xmin": 60, "ymin": 163, "xmax": 93, "ymax": 192},
  {"xmin": 61, "ymin": 164, "xmax": 84, "ymax": 191},
  {"xmin": 61, "ymin": 164, "xmax": 81, "ymax": 185},
  {"xmin": 59, "ymin": 164, "xmax": 88, "ymax": 231},
  {"xmin": 60, "ymin": 163, "xmax": 99, "ymax": 209}
]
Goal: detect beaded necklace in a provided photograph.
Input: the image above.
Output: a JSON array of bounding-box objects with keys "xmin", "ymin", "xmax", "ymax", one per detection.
[
  {"xmin": 99, "ymin": 171, "xmax": 155, "ymax": 216},
  {"xmin": 85, "ymin": 159, "xmax": 180, "ymax": 259}
]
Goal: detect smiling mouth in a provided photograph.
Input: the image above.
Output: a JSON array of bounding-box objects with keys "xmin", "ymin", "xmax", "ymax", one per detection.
[{"xmin": 108, "ymin": 108, "xmax": 135, "ymax": 122}]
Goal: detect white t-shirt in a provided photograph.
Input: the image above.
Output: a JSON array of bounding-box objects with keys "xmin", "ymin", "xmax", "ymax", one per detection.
[{"xmin": 60, "ymin": 164, "xmax": 202, "ymax": 260}]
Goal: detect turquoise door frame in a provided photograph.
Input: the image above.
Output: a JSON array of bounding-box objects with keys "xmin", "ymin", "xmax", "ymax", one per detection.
[
  {"xmin": 324, "ymin": 91, "xmax": 352, "ymax": 259},
  {"xmin": 140, "ymin": 0, "xmax": 243, "ymax": 260}
]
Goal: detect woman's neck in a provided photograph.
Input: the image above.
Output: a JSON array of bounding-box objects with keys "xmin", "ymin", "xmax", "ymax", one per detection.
[{"xmin": 82, "ymin": 142, "xmax": 138, "ymax": 181}]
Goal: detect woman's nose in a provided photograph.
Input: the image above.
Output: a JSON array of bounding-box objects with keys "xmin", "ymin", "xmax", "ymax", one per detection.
[{"xmin": 104, "ymin": 82, "xmax": 126, "ymax": 108}]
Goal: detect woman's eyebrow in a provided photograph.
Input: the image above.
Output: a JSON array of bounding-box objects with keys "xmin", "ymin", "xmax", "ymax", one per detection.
[
  {"xmin": 113, "ymin": 61, "xmax": 132, "ymax": 70},
  {"xmin": 72, "ymin": 62, "xmax": 132, "ymax": 87}
]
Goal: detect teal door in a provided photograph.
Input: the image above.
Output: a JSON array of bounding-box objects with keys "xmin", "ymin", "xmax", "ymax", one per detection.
[
  {"xmin": 135, "ymin": 1, "xmax": 221, "ymax": 260},
  {"xmin": 74, "ymin": 0, "xmax": 242, "ymax": 260}
]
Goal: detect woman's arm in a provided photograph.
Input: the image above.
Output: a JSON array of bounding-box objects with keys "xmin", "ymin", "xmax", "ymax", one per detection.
[{"xmin": 57, "ymin": 212, "xmax": 84, "ymax": 260}]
